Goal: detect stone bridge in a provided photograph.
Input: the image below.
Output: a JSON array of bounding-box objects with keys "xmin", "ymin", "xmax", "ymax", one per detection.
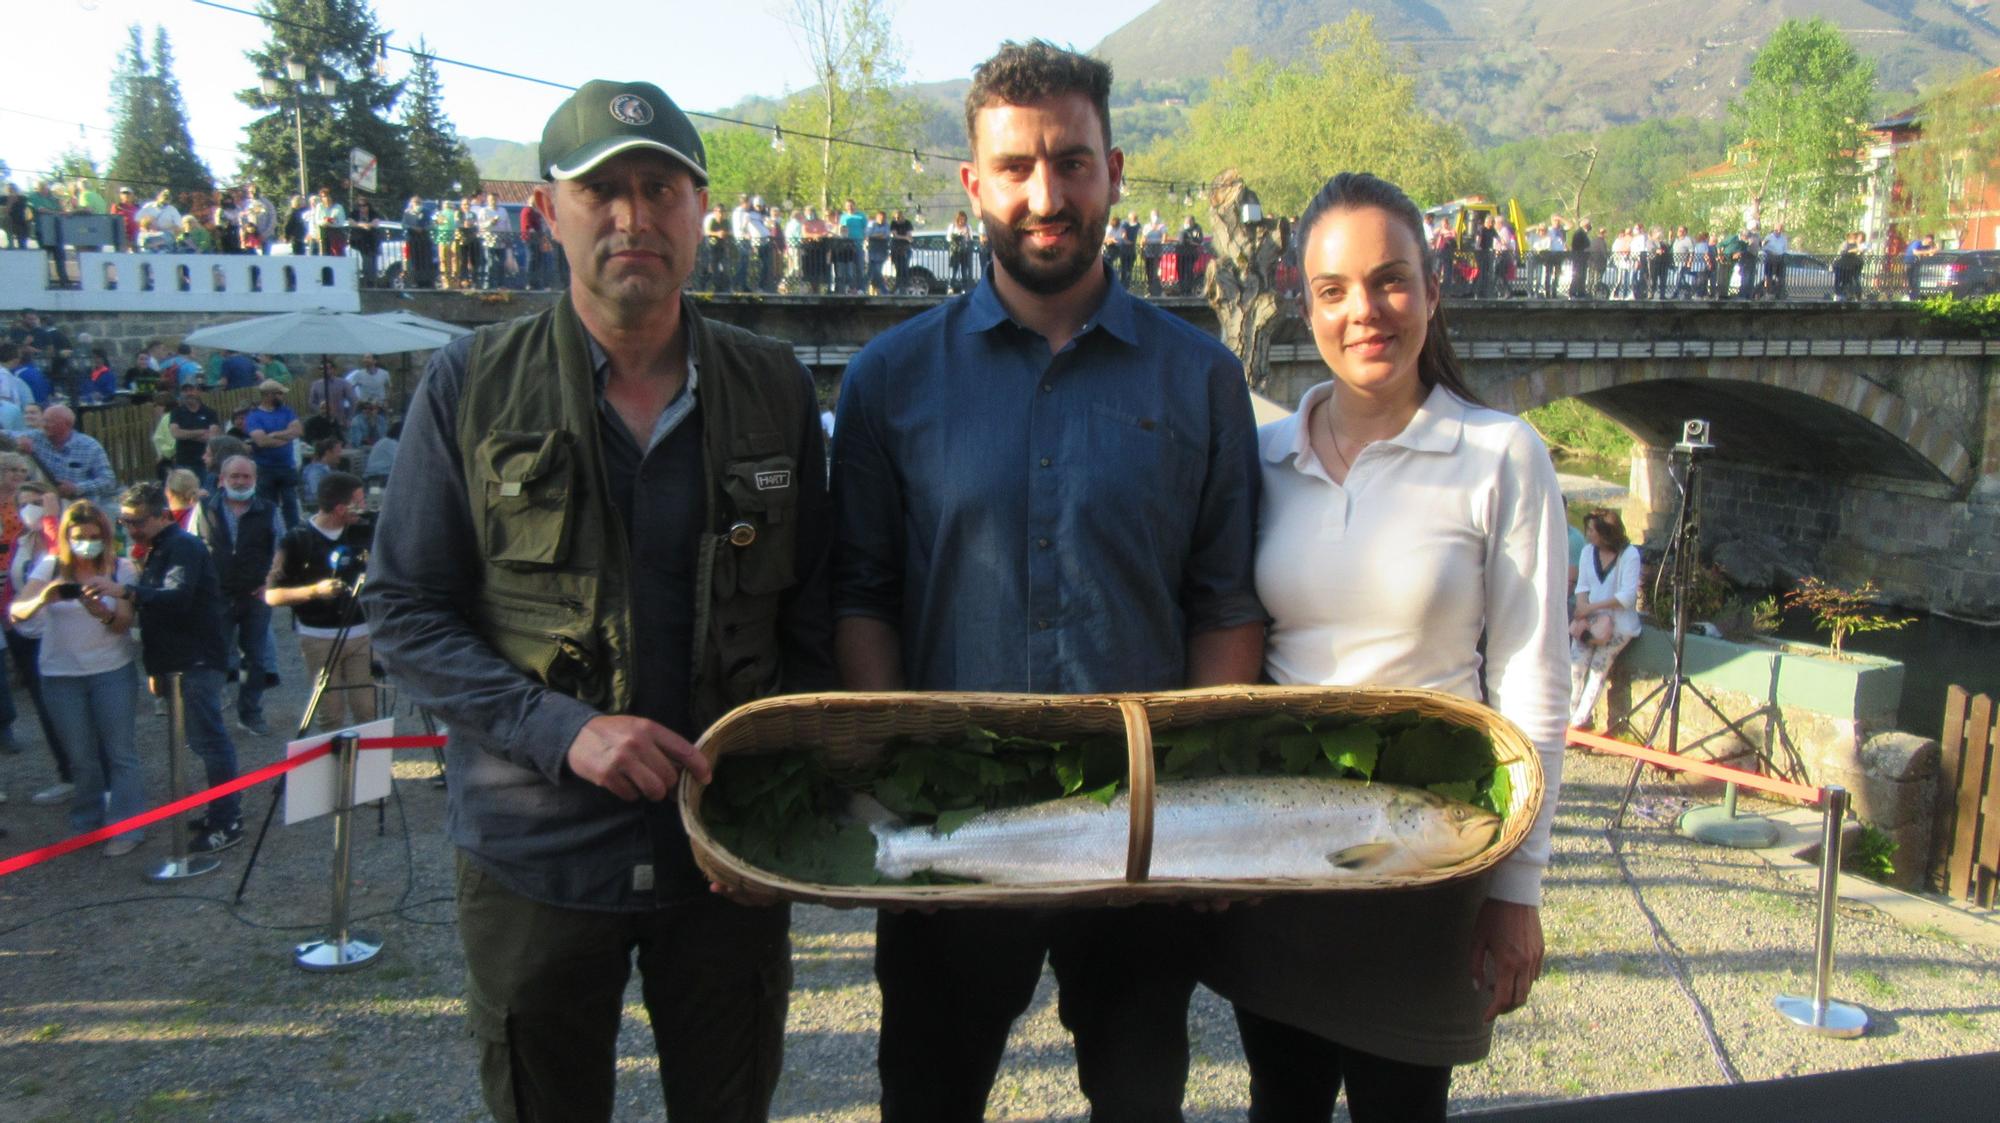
[{"xmin": 40, "ymin": 287, "xmax": 2000, "ymax": 617}]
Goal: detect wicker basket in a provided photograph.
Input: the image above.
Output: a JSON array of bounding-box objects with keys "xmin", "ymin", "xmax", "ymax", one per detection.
[{"xmin": 680, "ymin": 685, "xmax": 1544, "ymax": 909}]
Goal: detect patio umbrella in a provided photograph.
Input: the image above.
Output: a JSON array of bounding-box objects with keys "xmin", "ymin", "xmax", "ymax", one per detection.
[
  {"xmin": 363, "ymin": 310, "xmax": 472, "ymax": 339},
  {"xmin": 182, "ymin": 308, "xmax": 455, "ymax": 355}
]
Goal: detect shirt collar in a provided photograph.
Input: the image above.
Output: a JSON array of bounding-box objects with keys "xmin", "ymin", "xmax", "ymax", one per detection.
[
  {"xmin": 1261, "ymin": 381, "xmax": 1467, "ymax": 466},
  {"xmin": 582, "ymin": 332, "xmax": 701, "ymax": 454},
  {"xmin": 960, "ymin": 262, "xmax": 1137, "ymax": 347}
]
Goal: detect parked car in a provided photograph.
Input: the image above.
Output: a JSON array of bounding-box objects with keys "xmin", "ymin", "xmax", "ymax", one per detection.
[{"xmin": 1916, "ymin": 249, "xmax": 2000, "ymax": 297}]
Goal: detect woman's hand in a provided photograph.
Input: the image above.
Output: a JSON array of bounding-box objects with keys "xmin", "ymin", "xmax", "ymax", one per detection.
[{"xmin": 1470, "ymin": 898, "xmax": 1544, "ymax": 1022}]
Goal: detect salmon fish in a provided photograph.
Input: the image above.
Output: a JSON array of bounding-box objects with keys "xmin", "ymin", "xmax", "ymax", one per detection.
[{"xmin": 867, "ymin": 776, "xmax": 1501, "ymax": 883}]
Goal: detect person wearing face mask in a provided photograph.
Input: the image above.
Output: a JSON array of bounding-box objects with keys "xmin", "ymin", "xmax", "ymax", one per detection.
[
  {"xmin": 10, "ymin": 501, "xmax": 143, "ymax": 855},
  {"xmin": 264, "ymin": 472, "xmax": 376, "ymax": 732},
  {"xmin": 191, "ymin": 455, "xmax": 280, "ymax": 737},
  {"xmin": 3, "ymin": 471, "xmax": 74, "ymax": 803}
]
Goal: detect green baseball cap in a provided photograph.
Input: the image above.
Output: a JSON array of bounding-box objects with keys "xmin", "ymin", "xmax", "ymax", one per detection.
[{"xmin": 540, "ymin": 80, "xmax": 707, "ymax": 185}]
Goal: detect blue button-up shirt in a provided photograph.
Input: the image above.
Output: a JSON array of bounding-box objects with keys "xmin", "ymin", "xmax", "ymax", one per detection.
[{"xmin": 833, "ymin": 269, "xmax": 1265, "ymax": 693}]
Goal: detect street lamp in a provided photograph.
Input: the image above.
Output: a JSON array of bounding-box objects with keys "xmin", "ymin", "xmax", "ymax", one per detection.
[{"xmin": 261, "ymin": 58, "xmax": 338, "ymax": 199}]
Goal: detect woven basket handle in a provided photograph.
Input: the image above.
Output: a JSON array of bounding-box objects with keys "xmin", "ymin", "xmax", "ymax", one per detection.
[{"xmin": 1120, "ymin": 699, "xmax": 1155, "ymax": 882}]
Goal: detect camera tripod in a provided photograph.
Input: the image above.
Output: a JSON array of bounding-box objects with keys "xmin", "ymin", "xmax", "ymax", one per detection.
[
  {"xmin": 233, "ymin": 571, "xmax": 378, "ymax": 904},
  {"xmin": 1608, "ymin": 435, "xmax": 1784, "ymax": 845}
]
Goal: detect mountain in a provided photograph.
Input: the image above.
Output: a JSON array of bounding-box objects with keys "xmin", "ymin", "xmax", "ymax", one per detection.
[
  {"xmin": 1092, "ymin": 0, "xmax": 2000, "ymax": 143},
  {"xmin": 466, "ymin": 137, "xmax": 539, "ymax": 182}
]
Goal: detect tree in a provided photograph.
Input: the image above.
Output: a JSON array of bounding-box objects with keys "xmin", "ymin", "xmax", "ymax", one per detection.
[
  {"xmin": 779, "ymin": 0, "xmax": 926, "ymax": 211},
  {"xmin": 1138, "ymin": 15, "xmax": 1485, "ymax": 217},
  {"xmin": 108, "ymin": 25, "xmax": 214, "ymax": 197},
  {"xmin": 1894, "ymin": 68, "xmax": 2000, "ymax": 244},
  {"xmin": 1202, "ymin": 173, "xmax": 1286, "ymax": 393},
  {"xmin": 1728, "ymin": 17, "xmax": 1876, "ymax": 248},
  {"xmin": 236, "ymin": 0, "xmax": 406, "ymax": 203},
  {"xmin": 398, "ymin": 41, "xmax": 479, "ymax": 198}
]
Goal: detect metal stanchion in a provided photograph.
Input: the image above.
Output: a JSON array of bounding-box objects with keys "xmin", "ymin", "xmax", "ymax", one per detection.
[
  {"xmin": 1775, "ymin": 785, "xmax": 1869, "ymax": 1037},
  {"xmin": 148, "ymin": 673, "xmax": 220, "ymax": 882},
  {"xmin": 294, "ymin": 733, "xmax": 382, "ymax": 972}
]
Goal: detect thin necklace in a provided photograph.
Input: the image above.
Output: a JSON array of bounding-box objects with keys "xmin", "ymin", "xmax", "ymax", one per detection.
[{"xmin": 1321, "ymin": 399, "xmax": 1364, "ymax": 473}]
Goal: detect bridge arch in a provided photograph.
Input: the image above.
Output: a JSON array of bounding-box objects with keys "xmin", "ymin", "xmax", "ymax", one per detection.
[{"xmin": 1477, "ymin": 357, "xmax": 1975, "ymax": 487}]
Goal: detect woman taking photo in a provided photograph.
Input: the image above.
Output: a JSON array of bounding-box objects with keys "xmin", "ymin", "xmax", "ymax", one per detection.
[
  {"xmin": 1206, "ymin": 172, "xmax": 1568, "ymax": 1121},
  {"xmin": 8, "ymin": 501, "xmax": 143, "ymax": 855},
  {"xmin": 1568, "ymin": 509, "xmax": 1641, "ymax": 730}
]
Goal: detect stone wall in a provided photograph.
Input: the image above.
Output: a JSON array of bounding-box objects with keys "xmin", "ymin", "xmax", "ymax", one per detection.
[{"xmin": 1620, "ymin": 448, "xmax": 2000, "ymax": 616}]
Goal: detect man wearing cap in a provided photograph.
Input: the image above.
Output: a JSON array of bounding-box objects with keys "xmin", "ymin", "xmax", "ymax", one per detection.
[
  {"xmin": 244, "ymin": 380, "xmax": 304, "ymax": 530},
  {"xmin": 364, "ymin": 78, "xmax": 831, "ymax": 1122}
]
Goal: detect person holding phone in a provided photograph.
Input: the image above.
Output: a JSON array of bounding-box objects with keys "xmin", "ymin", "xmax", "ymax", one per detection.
[{"xmin": 8, "ymin": 501, "xmax": 142, "ymax": 855}]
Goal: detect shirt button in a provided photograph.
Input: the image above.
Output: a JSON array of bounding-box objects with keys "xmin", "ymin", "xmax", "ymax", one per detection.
[
  {"xmin": 1036, "ymin": 537, "xmax": 1050, "ymax": 549},
  {"xmin": 1039, "ymin": 457, "xmax": 1051, "ymax": 468},
  {"xmin": 1040, "ymin": 382, "xmax": 1053, "ymax": 393},
  {"xmin": 1036, "ymin": 619, "xmax": 1050, "ymax": 630}
]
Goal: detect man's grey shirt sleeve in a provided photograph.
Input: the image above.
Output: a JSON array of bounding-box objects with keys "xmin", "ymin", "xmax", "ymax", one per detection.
[{"xmin": 360, "ymin": 339, "xmax": 597, "ymax": 781}]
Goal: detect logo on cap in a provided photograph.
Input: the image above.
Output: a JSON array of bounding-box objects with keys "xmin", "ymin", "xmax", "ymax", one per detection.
[{"xmin": 609, "ymin": 94, "xmax": 654, "ymax": 126}]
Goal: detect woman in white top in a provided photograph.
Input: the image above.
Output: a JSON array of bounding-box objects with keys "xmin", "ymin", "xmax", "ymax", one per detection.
[
  {"xmin": 8, "ymin": 500, "xmax": 143, "ymax": 854},
  {"xmin": 1206, "ymin": 172, "xmax": 1568, "ymax": 1121},
  {"xmin": 1569, "ymin": 508, "xmax": 1642, "ymax": 729}
]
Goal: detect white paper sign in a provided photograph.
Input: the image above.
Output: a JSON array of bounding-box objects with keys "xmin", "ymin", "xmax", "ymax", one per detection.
[{"xmin": 284, "ymin": 718, "xmax": 396, "ymax": 825}]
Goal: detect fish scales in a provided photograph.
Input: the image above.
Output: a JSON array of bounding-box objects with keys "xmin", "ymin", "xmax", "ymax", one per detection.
[{"xmin": 870, "ymin": 776, "xmax": 1499, "ymax": 883}]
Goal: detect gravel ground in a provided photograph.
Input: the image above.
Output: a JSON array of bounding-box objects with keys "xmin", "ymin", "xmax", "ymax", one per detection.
[{"xmin": 3, "ymin": 650, "xmax": 1998, "ymax": 1121}]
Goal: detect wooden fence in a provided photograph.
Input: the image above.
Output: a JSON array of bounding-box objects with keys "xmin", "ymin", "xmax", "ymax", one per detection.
[
  {"xmin": 76, "ymin": 387, "xmax": 264, "ymax": 486},
  {"xmin": 1939, "ymin": 685, "xmax": 2000, "ymax": 906}
]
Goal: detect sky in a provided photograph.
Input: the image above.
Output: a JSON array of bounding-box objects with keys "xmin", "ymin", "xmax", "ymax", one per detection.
[{"xmin": 6, "ymin": 0, "xmax": 1160, "ymax": 187}]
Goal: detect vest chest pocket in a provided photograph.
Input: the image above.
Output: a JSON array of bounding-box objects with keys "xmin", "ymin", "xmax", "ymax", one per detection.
[
  {"xmin": 473, "ymin": 430, "xmax": 577, "ymax": 569},
  {"xmin": 718, "ymin": 451, "xmax": 799, "ymax": 595}
]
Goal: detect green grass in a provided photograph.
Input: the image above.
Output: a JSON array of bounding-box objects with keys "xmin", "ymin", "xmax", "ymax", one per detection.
[
  {"xmin": 1523, "ymin": 399, "xmax": 1635, "ymax": 461},
  {"xmin": 1849, "ymin": 969, "xmax": 1895, "ymax": 1000},
  {"xmin": 1941, "ymin": 1011, "xmax": 1981, "ymax": 1033},
  {"xmin": 29, "ymin": 1023, "xmax": 63, "ymax": 1042}
]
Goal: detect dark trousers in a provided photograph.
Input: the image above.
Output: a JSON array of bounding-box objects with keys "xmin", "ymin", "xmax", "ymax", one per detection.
[
  {"xmin": 4, "ymin": 629, "xmax": 70, "ymax": 781},
  {"xmin": 456, "ymin": 856, "xmax": 791, "ymax": 1123},
  {"xmin": 876, "ymin": 905, "xmax": 1202, "ymax": 1123},
  {"xmin": 1235, "ymin": 1006, "xmax": 1452, "ymax": 1123}
]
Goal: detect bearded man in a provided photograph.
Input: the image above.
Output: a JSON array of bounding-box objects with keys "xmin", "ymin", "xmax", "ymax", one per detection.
[{"xmin": 829, "ymin": 39, "xmax": 1265, "ymax": 1123}]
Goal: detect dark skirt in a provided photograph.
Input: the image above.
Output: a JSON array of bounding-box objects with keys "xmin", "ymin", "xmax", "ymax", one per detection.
[{"xmin": 1203, "ymin": 870, "xmax": 1498, "ymax": 1068}]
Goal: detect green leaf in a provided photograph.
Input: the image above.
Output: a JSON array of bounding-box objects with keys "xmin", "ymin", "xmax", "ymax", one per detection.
[
  {"xmin": 1428, "ymin": 780, "xmax": 1478, "ymax": 803},
  {"xmin": 933, "ymin": 807, "xmax": 982, "ymax": 836},
  {"xmin": 1054, "ymin": 744, "xmax": 1087, "ymax": 795},
  {"xmin": 1083, "ymin": 780, "xmax": 1122, "ymax": 807},
  {"xmin": 1275, "ymin": 734, "xmax": 1320, "ymax": 773},
  {"xmin": 1317, "ymin": 725, "xmax": 1381, "ymax": 778},
  {"xmin": 1162, "ymin": 741, "xmax": 1214, "ymax": 777},
  {"xmin": 1477, "ymin": 766, "xmax": 1514, "ymax": 818},
  {"xmin": 1376, "ymin": 720, "xmax": 1494, "ymax": 787}
]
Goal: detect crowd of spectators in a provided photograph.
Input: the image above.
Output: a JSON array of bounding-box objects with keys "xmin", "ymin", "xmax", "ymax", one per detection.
[
  {"xmin": 1423, "ymin": 210, "xmax": 1948, "ymax": 302},
  {"xmin": 0, "ymin": 309, "xmax": 404, "ymax": 846}
]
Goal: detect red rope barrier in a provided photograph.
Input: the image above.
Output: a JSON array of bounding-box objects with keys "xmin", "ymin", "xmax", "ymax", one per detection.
[
  {"xmin": 1567, "ymin": 726, "xmax": 1824, "ymax": 805},
  {"xmin": 0, "ymin": 743, "xmax": 332, "ymax": 877},
  {"xmin": 0, "ymin": 734, "xmax": 448, "ymax": 878}
]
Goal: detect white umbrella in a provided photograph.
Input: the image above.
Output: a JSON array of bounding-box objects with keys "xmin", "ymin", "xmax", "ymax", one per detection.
[
  {"xmin": 182, "ymin": 308, "xmax": 455, "ymax": 355},
  {"xmin": 365, "ymin": 310, "xmax": 472, "ymax": 339}
]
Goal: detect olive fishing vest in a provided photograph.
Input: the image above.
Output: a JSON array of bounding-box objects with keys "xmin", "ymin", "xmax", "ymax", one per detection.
[{"xmin": 456, "ymin": 294, "xmax": 807, "ymax": 729}]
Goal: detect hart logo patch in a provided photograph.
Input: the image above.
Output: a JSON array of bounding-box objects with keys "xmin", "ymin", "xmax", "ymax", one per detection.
[
  {"xmin": 755, "ymin": 470, "xmax": 792, "ymax": 491},
  {"xmin": 609, "ymin": 95, "xmax": 654, "ymax": 126}
]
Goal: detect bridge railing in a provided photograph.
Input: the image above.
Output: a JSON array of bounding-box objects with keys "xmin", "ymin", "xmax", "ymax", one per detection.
[{"xmin": 1429, "ymin": 247, "xmax": 1981, "ymax": 303}]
